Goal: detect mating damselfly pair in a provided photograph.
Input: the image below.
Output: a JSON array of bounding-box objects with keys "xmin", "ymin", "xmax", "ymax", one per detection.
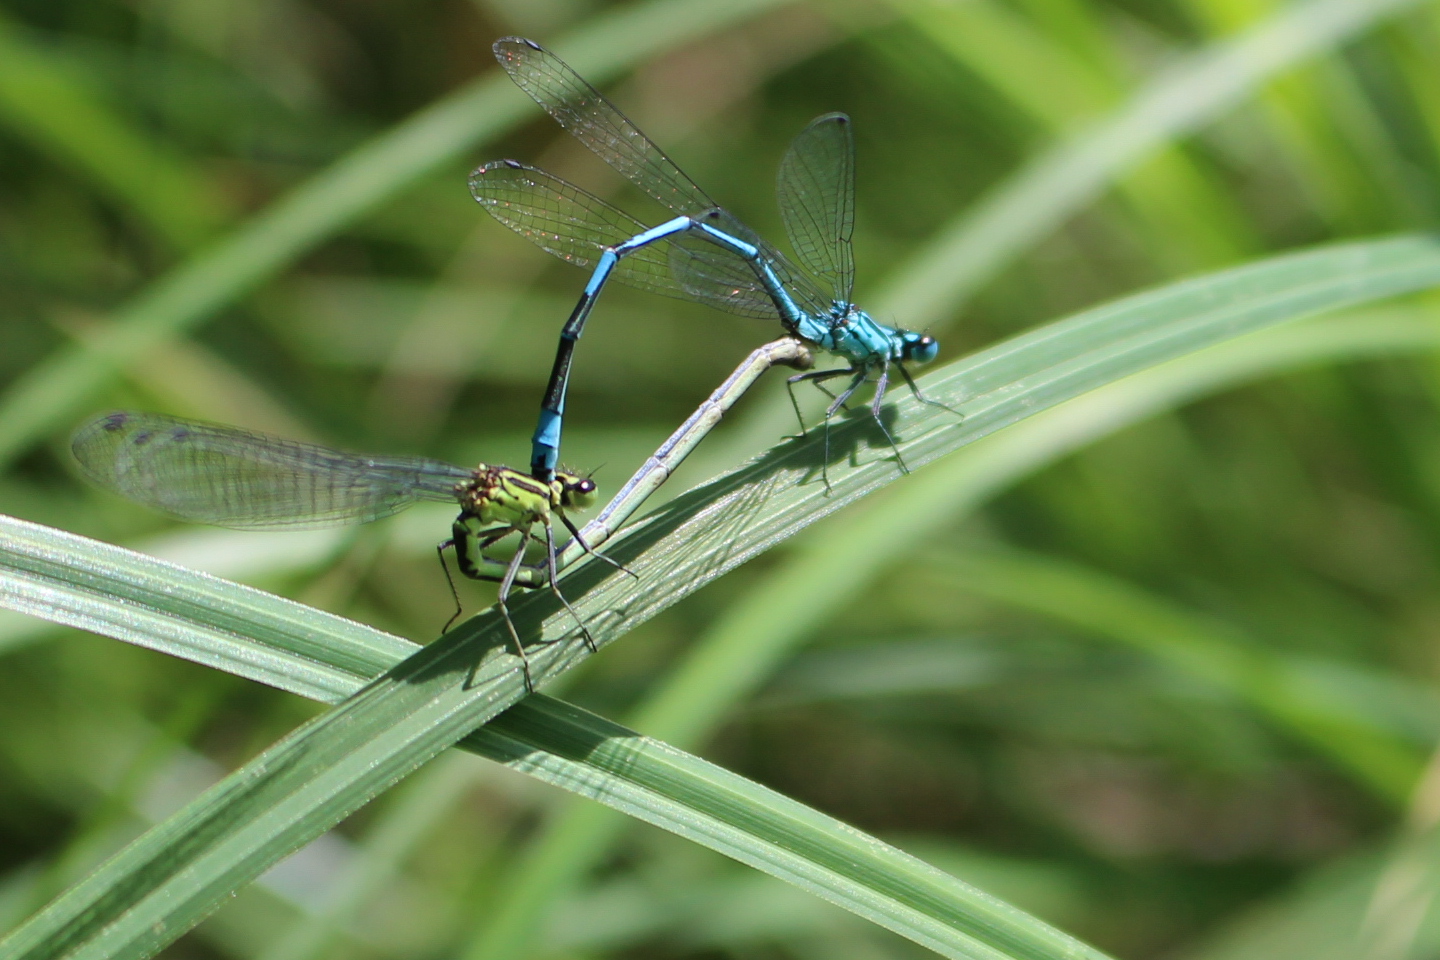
[
  {"xmin": 473, "ymin": 37, "xmax": 946, "ymax": 482},
  {"xmin": 72, "ymin": 38, "xmax": 945, "ymax": 687},
  {"xmin": 70, "ymin": 339, "xmax": 808, "ymax": 687}
]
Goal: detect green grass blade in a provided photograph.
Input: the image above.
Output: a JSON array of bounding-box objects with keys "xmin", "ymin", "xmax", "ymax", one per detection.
[
  {"xmin": 652, "ymin": 291, "xmax": 1440, "ymax": 795},
  {"xmin": 932, "ymin": 546, "xmax": 1436, "ymax": 798},
  {"xmin": 0, "ymin": 0, "xmax": 792, "ymax": 470},
  {"xmin": 5, "ymin": 236, "xmax": 1440, "ymax": 959},
  {"xmin": 460, "ymin": 283, "xmax": 1440, "ymax": 958},
  {"xmin": 0, "ymin": 514, "xmax": 405, "ymax": 702},
  {"xmin": 893, "ymin": 0, "xmax": 1258, "ymax": 269},
  {"xmin": 0, "ymin": 515, "xmax": 1110, "ymax": 960},
  {"xmin": 0, "ymin": 14, "xmax": 230, "ymax": 248},
  {"xmin": 875, "ymin": 0, "xmax": 1426, "ymax": 329},
  {"xmin": 483, "ymin": 697, "xmax": 1110, "ymax": 960}
]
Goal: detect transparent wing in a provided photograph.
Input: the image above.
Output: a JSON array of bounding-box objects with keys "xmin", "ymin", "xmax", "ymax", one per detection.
[
  {"xmin": 471, "ymin": 160, "xmax": 685, "ymax": 301},
  {"xmin": 669, "ymin": 209, "xmax": 837, "ymax": 320},
  {"xmin": 667, "ymin": 235, "xmax": 783, "ymax": 318},
  {"xmin": 71, "ymin": 412, "xmax": 472, "ymax": 530},
  {"xmin": 494, "ymin": 37, "xmax": 714, "ymax": 216},
  {"xmin": 493, "ymin": 38, "xmax": 840, "ymax": 321},
  {"xmin": 470, "ymin": 161, "xmax": 787, "ymax": 319},
  {"xmin": 776, "ymin": 113, "xmax": 855, "ymax": 304}
]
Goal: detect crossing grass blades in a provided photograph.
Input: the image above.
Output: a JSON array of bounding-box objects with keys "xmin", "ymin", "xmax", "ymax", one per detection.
[{"xmin": 70, "ymin": 411, "xmax": 622, "ymax": 688}]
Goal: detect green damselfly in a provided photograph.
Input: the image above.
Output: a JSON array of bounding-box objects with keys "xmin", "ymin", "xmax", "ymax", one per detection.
[{"xmin": 71, "ymin": 410, "xmax": 611, "ymax": 686}]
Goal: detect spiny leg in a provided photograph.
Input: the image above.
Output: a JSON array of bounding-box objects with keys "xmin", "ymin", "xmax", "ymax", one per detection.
[
  {"xmin": 782, "ymin": 369, "xmax": 845, "ymax": 439},
  {"xmin": 544, "ymin": 517, "xmax": 598, "ymax": 653},
  {"xmin": 897, "ymin": 361, "xmax": 961, "ymax": 416},
  {"xmin": 789, "ymin": 367, "xmax": 850, "ymax": 404},
  {"xmin": 788, "ymin": 367, "xmax": 855, "ymax": 491},
  {"xmin": 868, "ymin": 360, "xmax": 911, "ymax": 475},
  {"xmin": 783, "ymin": 377, "xmax": 810, "ymax": 439},
  {"xmin": 789, "ymin": 368, "xmax": 840, "ymax": 443},
  {"xmin": 442, "ymin": 524, "xmax": 519, "ymax": 634},
  {"xmin": 437, "ymin": 538, "xmax": 464, "ymax": 634},
  {"xmin": 820, "ymin": 369, "xmax": 870, "ymax": 493},
  {"xmin": 495, "ymin": 529, "xmax": 535, "ymax": 693},
  {"xmin": 559, "ymin": 512, "xmax": 636, "ymax": 580},
  {"xmin": 785, "ymin": 365, "xmax": 849, "ymax": 439}
]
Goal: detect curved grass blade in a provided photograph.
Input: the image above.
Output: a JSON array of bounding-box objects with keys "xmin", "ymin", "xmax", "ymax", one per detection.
[
  {"xmin": 461, "ymin": 286, "xmax": 1440, "ymax": 959},
  {"xmin": 0, "ymin": 14, "xmax": 230, "ymax": 248},
  {"xmin": 5, "ymin": 236, "xmax": 1440, "ymax": 960},
  {"xmin": 0, "ymin": 514, "xmax": 1110, "ymax": 960},
  {"xmin": 6, "ymin": 306, "xmax": 1440, "ymax": 960}
]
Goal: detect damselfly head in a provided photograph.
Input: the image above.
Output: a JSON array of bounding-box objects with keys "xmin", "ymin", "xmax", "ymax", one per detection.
[
  {"xmin": 554, "ymin": 471, "xmax": 598, "ymax": 510},
  {"xmin": 899, "ymin": 331, "xmax": 939, "ymax": 365}
]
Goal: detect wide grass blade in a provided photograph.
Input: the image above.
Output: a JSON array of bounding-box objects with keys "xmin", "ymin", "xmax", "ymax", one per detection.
[
  {"xmin": 5, "ymin": 236, "xmax": 1440, "ymax": 959},
  {"xmin": 8, "ymin": 306, "xmax": 1440, "ymax": 960},
  {"xmin": 0, "ymin": 515, "xmax": 1110, "ymax": 960},
  {"xmin": 459, "ymin": 294, "xmax": 1440, "ymax": 960}
]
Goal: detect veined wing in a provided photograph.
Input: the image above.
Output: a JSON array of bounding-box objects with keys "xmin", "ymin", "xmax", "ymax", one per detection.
[
  {"xmin": 471, "ymin": 160, "xmax": 683, "ymax": 301},
  {"xmin": 494, "ymin": 37, "xmax": 714, "ymax": 217},
  {"xmin": 670, "ymin": 208, "xmax": 837, "ymax": 320},
  {"xmin": 470, "ymin": 161, "xmax": 788, "ymax": 320},
  {"xmin": 71, "ymin": 412, "xmax": 472, "ymax": 530},
  {"xmin": 494, "ymin": 39, "xmax": 839, "ymax": 322},
  {"xmin": 777, "ymin": 113, "xmax": 856, "ymax": 304}
]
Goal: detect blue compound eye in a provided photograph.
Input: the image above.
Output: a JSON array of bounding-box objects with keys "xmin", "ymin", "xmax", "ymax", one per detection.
[{"xmin": 904, "ymin": 334, "xmax": 938, "ymax": 364}]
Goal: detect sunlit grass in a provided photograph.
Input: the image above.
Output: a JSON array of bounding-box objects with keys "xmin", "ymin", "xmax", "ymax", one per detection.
[{"xmin": 3, "ymin": 0, "xmax": 1440, "ymax": 958}]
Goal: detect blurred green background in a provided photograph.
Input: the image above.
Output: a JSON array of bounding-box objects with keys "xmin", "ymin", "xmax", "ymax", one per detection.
[{"xmin": 4, "ymin": 0, "xmax": 1440, "ymax": 957}]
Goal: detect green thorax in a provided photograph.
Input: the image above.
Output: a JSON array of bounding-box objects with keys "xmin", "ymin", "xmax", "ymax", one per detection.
[
  {"xmin": 451, "ymin": 465, "xmax": 597, "ymax": 582},
  {"xmin": 453, "ymin": 465, "xmax": 597, "ymax": 526},
  {"xmin": 457, "ymin": 465, "xmax": 550, "ymax": 525}
]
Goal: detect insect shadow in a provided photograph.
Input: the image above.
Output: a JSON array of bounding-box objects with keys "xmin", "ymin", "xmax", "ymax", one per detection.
[{"xmin": 436, "ymin": 408, "xmax": 907, "ymax": 693}]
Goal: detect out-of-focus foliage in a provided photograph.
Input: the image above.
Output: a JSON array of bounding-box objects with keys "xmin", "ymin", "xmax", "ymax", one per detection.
[{"xmin": 3, "ymin": 0, "xmax": 1440, "ymax": 958}]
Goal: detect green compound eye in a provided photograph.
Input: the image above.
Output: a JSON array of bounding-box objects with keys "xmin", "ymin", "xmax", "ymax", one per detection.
[{"xmin": 557, "ymin": 473, "xmax": 599, "ymax": 509}]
